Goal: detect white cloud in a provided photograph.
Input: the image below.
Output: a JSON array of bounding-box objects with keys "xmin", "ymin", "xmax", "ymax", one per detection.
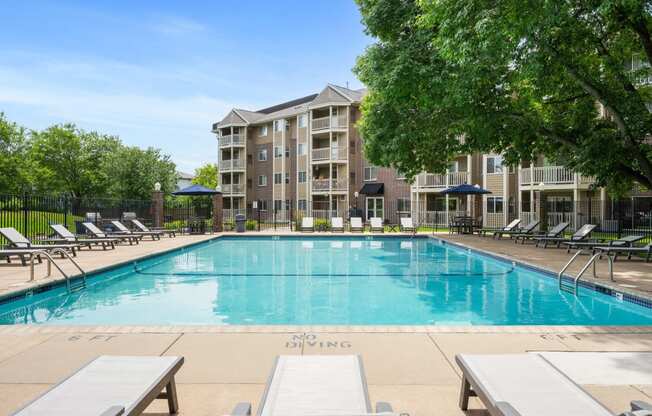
[{"xmin": 148, "ymin": 16, "xmax": 207, "ymax": 36}]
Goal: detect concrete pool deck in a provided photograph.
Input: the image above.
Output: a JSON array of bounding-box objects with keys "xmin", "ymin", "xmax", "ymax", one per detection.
[{"xmin": 0, "ymin": 231, "xmax": 651, "ymax": 415}]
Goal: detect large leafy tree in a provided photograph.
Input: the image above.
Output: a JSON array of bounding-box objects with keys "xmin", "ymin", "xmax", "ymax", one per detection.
[
  {"xmin": 192, "ymin": 163, "xmax": 218, "ymax": 189},
  {"xmin": 0, "ymin": 113, "xmax": 32, "ymax": 193},
  {"xmin": 355, "ymin": 0, "xmax": 652, "ymax": 191}
]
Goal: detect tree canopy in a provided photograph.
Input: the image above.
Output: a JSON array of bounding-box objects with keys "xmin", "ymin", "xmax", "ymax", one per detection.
[
  {"xmin": 192, "ymin": 163, "xmax": 218, "ymax": 189},
  {"xmin": 354, "ymin": 0, "xmax": 652, "ymax": 191},
  {"xmin": 0, "ymin": 113, "xmax": 177, "ymax": 199}
]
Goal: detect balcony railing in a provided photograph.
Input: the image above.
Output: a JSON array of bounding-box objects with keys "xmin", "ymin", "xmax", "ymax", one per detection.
[
  {"xmin": 519, "ymin": 166, "xmax": 594, "ymax": 186},
  {"xmin": 312, "ymin": 179, "xmax": 347, "ymax": 191},
  {"xmin": 311, "ymin": 114, "xmax": 348, "ymax": 131},
  {"xmin": 219, "ymin": 134, "xmax": 245, "ymax": 147},
  {"xmin": 219, "ymin": 159, "xmax": 245, "ymax": 171},
  {"xmin": 221, "ymin": 184, "xmax": 245, "ymax": 194},
  {"xmin": 311, "ymin": 146, "xmax": 348, "ymax": 162},
  {"xmin": 415, "ymin": 172, "xmax": 468, "ymax": 188}
]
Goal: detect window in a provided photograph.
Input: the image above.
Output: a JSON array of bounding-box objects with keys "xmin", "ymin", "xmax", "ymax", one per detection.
[
  {"xmin": 297, "ymin": 143, "xmax": 306, "ymax": 155},
  {"xmin": 285, "ymin": 199, "xmax": 290, "ymax": 210},
  {"xmin": 486, "ymin": 197, "xmax": 504, "ymax": 213},
  {"xmin": 274, "ymin": 119, "xmax": 284, "ymax": 132},
  {"xmin": 285, "ymin": 173, "xmax": 290, "ymax": 184},
  {"xmin": 298, "ymin": 114, "xmax": 307, "ymax": 128},
  {"xmin": 298, "ymin": 171, "xmax": 307, "ymax": 183},
  {"xmin": 258, "ymin": 200, "xmax": 268, "ymax": 211},
  {"xmin": 258, "ymin": 125, "xmax": 268, "ymax": 137},
  {"xmin": 396, "ymin": 170, "xmax": 406, "ymax": 180},
  {"xmin": 258, "ymin": 148, "xmax": 268, "ymax": 161},
  {"xmin": 298, "ymin": 199, "xmax": 307, "ymax": 211},
  {"xmin": 274, "ymin": 146, "xmax": 283, "ymax": 158},
  {"xmin": 274, "ymin": 200, "xmax": 283, "ymax": 210},
  {"xmin": 448, "ymin": 161, "xmax": 458, "ymax": 173},
  {"xmin": 397, "ymin": 198, "xmax": 411, "ymax": 212},
  {"xmin": 285, "ymin": 146, "xmax": 290, "ymax": 158},
  {"xmin": 274, "ymin": 173, "xmax": 282, "ymax": 184},
  {"xmin": 364, "ymin": 166, "xmax": 378, "ymax": 181},
  {"xmin": 258, "ymin": 175, "xmax": 267, "ymax": 187},
  {"xmin": 486, "ymin": 156, "xmax": 503, "ymax": 174}
]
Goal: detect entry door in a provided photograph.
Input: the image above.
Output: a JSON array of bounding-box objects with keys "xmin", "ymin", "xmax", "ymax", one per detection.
[{"xmin": 366, "ymin": 197, "xmax": 384, "ymax": 220}]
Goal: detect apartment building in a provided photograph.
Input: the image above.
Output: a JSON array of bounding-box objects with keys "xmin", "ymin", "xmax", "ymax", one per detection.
[
  {"xmin": 213, "ymin": 84, "xmax": 648, "ymax": 229},
  {"xmin": 212, "ymin": 84, "xmax": 411, "ymax": 221}
]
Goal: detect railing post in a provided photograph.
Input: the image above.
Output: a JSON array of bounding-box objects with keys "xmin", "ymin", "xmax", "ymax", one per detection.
[
  {"xmin": 22, "ymin": 192, "xmax": 29, "ymax": 237},
  {"xmin": 257, "ymin": 205, "xmax": 261, "ymax": 231},
  {"xmin": 274, "ymin": 206, "xmax": 277, "ymax": 230}
]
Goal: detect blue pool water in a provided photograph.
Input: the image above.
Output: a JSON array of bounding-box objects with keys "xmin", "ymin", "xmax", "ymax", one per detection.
[{"xmin": 0, "ymin": 236, "xmax": 650, "ymax": 325}]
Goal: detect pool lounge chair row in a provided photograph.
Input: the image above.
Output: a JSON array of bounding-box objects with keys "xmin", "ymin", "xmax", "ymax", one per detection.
[
  {"xmin": 0, "ymin": 220, "xmax": 175, "ymax": 266},
  {"xmin": 12, "ymin": 353, "xmax": 651, "ymax": 416},
  {"xmin": 300, "ymin": 216, "xmax": 416, "ymax": 233}
]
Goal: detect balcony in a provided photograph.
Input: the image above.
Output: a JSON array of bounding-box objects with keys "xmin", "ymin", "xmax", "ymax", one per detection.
[
  {"xmin": 415, "ymin": 172, "xmax": 468, "ymax": 189},
  {"xmin": 311, "ymin": 146, "xmax": 348, "ymax": 162},
  {"xmin": 219, "ymin": 134, "xmax": 245, "ymax": 147},
  {"xmin": 311, "ymin": 114, "xmax": 348, "ymax": 131},
  {"xmin": 221, "ymin": 183, "xmax": 245, "ymax": 194},
  {"xmin": 519, "ymin": 166, "xmax": 594, "ymax": 187},
  {"xmin": 219, "ymin": 159, "xmax": 246, "ymax": 172},
  {"xmin": 312, "ymin": 179, "xmax": 348, "ymax": 192}
]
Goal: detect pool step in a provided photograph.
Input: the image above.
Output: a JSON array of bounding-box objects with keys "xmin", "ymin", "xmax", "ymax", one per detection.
[{"xmin": 68, "ymin": 278, "xmax": 86, "ymax": 293}]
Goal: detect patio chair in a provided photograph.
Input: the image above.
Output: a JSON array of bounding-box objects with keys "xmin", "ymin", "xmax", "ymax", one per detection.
[
  {"xmin": 111, "ymin": 220, "xmax": 162, "ymax": 240},
  {"xmin": 301, "ymin": 217, "xmax": 314, "ymax": 232},
  {"xmin": 478, "ymin": 219, "xmax": 521, "ymax": 237},
  {"xmin": 0, "ymin": 249, "xmax": 44, "ymax": 266},
  {"xmin": 563, "ymin": 235, "xmax": 645, "ymax": 254},
  {"xmin": 0, "ymin": 227, "xmax": 79, "ymax": 257},
  {"xmin": 131, "ymin": 219, "xmax": 176, "ymax": 238},
  {"xmin": 370, "ymin": 217, "xmax": 384, "ymax": 233},
  {"xmin": 533, "ymin": 223, "xmax": 596, "ymax": 248},
  {"xmin": 331, "ymin": 217, "xmax": 345, "ymax": 232},
  {"xmin": 596, "ymin": 243, "xmax": 652, "ymax": 262},
  {"xmin": 456, "ymin": 353, "xmax": 644, "ymax": 416},
  {"xmin": 82, "ymin": 222, "xmax": 141, "ymax": 245},
  {"xmin": 492, "ymin": 220, "xmax": 540, "ymax": 240},
  {"xmin": 514, "ymin": 221, "xmax": 570, "ymax": 245},
  {"xmin": 230, "ymin": 355, "xmax": 394, "ymax": 416},
  {"xmin": 400, "ymin": 217, "xmax": 416, "ymax": 233},
  {"xmin": 350, "ymin": 217, "xmax": 364, "ymax": 232},
  {"xmin": 50, "ymin": 224, "xmax": 117, "ymax": 250},
  {"xmin": 10, "ymin": 355, "xmax": 183, "ymax": 416}
]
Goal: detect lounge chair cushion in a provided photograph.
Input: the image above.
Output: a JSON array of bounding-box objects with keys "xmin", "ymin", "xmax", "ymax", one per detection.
[{"xmin": 457, "ymin": 354, "xmax": 612, "ymax": 416}]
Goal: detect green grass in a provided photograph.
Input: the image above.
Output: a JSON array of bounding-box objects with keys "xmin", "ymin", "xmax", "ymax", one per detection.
[{"xmin": 0, "ymin": 210, "xmax": 83, "ymax": 239}]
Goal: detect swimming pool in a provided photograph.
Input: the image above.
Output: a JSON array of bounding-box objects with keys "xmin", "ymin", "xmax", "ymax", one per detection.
[{"xmin": 0, "ymin": 236, "xmax": 651, "ymax": 325}]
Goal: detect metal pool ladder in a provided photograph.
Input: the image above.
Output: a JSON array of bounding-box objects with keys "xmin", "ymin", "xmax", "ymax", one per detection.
[
  {"xmin": 557, "ymin": 249, "xmax": 613, "ymax": 295},
  {"xmin": 29, "ymin": 249, "xmax": 87, "ymax": 293}
]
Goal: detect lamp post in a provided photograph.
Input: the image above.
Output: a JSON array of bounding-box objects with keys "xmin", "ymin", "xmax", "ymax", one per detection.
[{"xmin": 354, "ymin": 191, "xmax": 359, "ymax": 217}]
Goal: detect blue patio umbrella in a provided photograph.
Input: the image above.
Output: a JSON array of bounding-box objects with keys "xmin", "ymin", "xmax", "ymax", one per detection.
[
  {"xmin": 440, "ymin": 183, "xmax": 491, "ymax": 195},
  {"xmin": 172, "ymin": 184, "xmax": 221, "ymax": 196},
  {"xmin": 172, "ymin": 185, "xmax": 221, "ymax": 233}
]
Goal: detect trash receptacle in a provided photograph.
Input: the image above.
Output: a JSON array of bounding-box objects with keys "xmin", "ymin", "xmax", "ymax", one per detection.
[{"xmin": 235, "ymin": 214, "xmax": 246, "ymax": 233}]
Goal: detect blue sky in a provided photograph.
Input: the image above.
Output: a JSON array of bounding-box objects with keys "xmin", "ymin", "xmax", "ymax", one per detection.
[{"xmin": 0, "ymin": 0, "xmax": 370, "ymax": 173}]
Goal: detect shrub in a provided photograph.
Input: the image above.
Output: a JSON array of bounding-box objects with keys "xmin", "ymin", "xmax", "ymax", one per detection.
[
  {"xmin": 315, "ymin": 218, "xmax": 330, "ymax": 231},
  {"xmin": 245, "ymin": 219, "xmax": 257, "ymax": 231}
]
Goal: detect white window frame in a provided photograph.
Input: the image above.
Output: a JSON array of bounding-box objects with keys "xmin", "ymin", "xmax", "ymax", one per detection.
[
  {"xmin": 486, "ymin": 156, "xmax": 504, "ymax": 174},
  {"xmin": 274, "ymin": 173, "xmax": 282, "ymax": 184},
  {"xmin": 257, "ymin": 175, "xmax": 267, "ymax": 187},
  {"xmin": 297, "ymin": 143, "xmax": 306, "ymax": 156},
  {"xmin": 274, "ymin": 119, "xmax": 284, "ymax": 132},
  {"xmin": 298, "ymin": 171, "xmax": 307, "ymax": 183},
  {"xmin": 298, "ymin": 114, "xmax": 307, "ymax": 128},
  {"xmin": 258, "ymin": 125, "xmax": 268, "ymax": 137},
  {"xmin": 297, "ymin": 199, "xmax": 307, "ymax": 211},
  {"xmin": 364, "ymin": 166, "xmax": 378, "ymax": 181},
  {"xmin": 274, "ymin": 146, "xmax": 283, "ymax": 158},
  {"xmin": 258, "ymin": 148, "xmax": 268, "ymax": 161},
  {"xmin": 285, "ymin": 172, "xmax": 290, "ymax": 184},
  {"xmin": 486, "ymin": 196, "xmax": 504, "ymax": 213}
]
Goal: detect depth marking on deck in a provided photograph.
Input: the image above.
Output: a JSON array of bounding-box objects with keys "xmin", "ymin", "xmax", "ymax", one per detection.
[
  {"xmin": 67, "ymin": 335, "xmax": 118, "ymax": 342},
  {"xmin": 285, "ymin": 333, "xmax": 352, "ymax": 349}
]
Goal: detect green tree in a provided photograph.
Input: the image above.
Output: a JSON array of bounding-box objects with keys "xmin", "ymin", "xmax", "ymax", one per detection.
[
  {"xmin": 355, "ymin": 0, "xmax": 652, "ymax": 190},
  {"xmin": 103, "ymin": 146, "xmax": 177, "ymax": 200},
  {"xmin": 29, "ymin": 124, "xmax": 120, "ymax": 197},
  {"xmin": 0, "ymin": 113, "xmax": 31, "ymax": 193},
  {"xmin": 192, "ymin": 163, "xmax": 218, "ymax": 189}
]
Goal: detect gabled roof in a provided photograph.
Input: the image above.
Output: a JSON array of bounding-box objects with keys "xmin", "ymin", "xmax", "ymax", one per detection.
[
  {"xmin": 309, "ymin": 84, "xmax": 367, "ymax": 109},
  {"xmin": 257, "ymin": 94, "xmax": 318, "ymax": 114}
]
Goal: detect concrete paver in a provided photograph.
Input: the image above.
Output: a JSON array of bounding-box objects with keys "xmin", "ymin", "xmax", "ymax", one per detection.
[{"xmin": 0, "ymin": 384, "xmax": 51, "ymax": 415}]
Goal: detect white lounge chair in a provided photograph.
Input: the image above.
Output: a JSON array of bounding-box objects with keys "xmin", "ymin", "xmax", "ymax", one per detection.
[
  {"xmin": 301, "ymin": 217, "xmax": 314, "ymax": 232},
  {"xmin": 11, "ymin": 355, "xmax": 184, "ymax": 416},
  {"xmin": 50, "ymin": 224, "xmax": 118, "ymax": 250},
  {"xmin": 331, "ymin": 217, "xmax": 345, "ymax": 232},
  {"xmin": 131, "ymin": 219, "xmax": 176, "ymax": 238},
  {"xmin": 350, "ymin": 217, "xmax": 364, "ymax": 232},
  {"xmin": 370, "ymin": 217, "xmax": 384, "ymax": 233},
  {"xmin": 111, "ymin": 220, "xmax": 161, "ymax": 240},
  {"xmin": 231, "ymin": 355, "xmax": 394, "ymax": 416},
  {"xmin": 456, "ymin": 353, "xmax": 646, "ymax": 416},
  {"xmin": 82, "ymin": 222, "xmax": 140, "ymax": 245},
  {"xmin": 479, "ymin": 218, "xmax": 521, "ymax": 237},
  {"xmin": 0, "ymin": 227, "xmax": 79, "ymax": 257},
  {"xmin": 0, "ymin": 249, "xmax": 44, "ymax": 266},
  {"xmin": 400, "ymin": 217, "xmax": 415, "ymax": 233}
]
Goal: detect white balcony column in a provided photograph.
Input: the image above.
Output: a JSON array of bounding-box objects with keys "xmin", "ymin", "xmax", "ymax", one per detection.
[
  {"xmin": 445, "ymin": 194, "xmax": 450, "ymax": 226},
  {"xmin": 530, "ymin": 162, "xmax": 535, "ymax": 219},
  {"xmin": 230, "ymin": 126, "xmax": 234, "ymax": 197}
]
